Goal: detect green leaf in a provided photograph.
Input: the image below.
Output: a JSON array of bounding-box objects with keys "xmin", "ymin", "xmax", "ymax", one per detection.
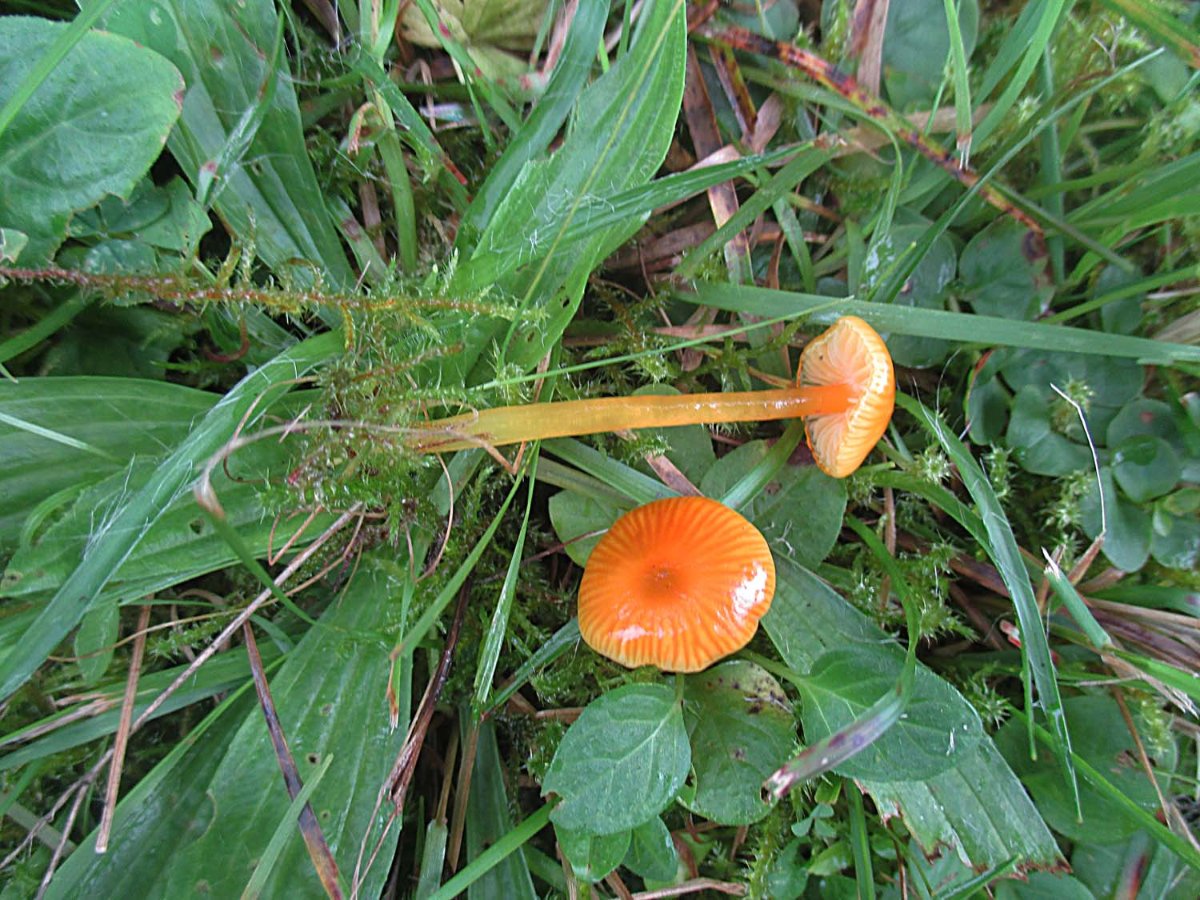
[
  {"xmin": 73, "ymin": 601, "xmax": 119, "ymax": 686},
  {"xmin": 684, "ymin": 661, "xmax": 795, "ymax": 825},
  {"xmin": 547, "ymin": 492, "xmax": 624, "ymax": 567},
  {"xmin": 459, "ymin": 0, "xmax": 607, "ymax": 236},
  {"xmin": 453, "ymin": 0, "xmax": 686, "ymax": 374},
  {"xmin": 543, "ymin": 683, "xmax": 690, "ymax": 835},
  {"xmin": 554, "ymin": 824, "xmax": 630, "ymax": 883},
  {"xmin": 100, "ymin": 0, "xmax": 355, "ymax": 287},
  {"xmin": 1006, "ymin": 386, "xmax": 1091, "ymax": 476},
  {"xmin": 900, "ymin": 394, "xmax": 1079, "ymax": 819},
  {"xmin": 863, "ymin": 224, "xmax": 957, "ymax": 367},
  {"xmin": 882, "ymin": 0, "xmax": 979, "ymax": 109},
  {"xmin": 1107, "ymin": 398, "xmax": 1180, "ymax": 447},
  {"xmin": 996, "ymin": 694, "xmax": 1177, "ymax": 844},
  {"xmin": 1151, "ymin": 508, "xmax": 1200, "ymax": 570},
  {"xmin": 0, "ymin": 16, "xmax": 183, "ymax": 263},
  {"xmin": 1073, "ymin": 829, "xmax": 1200, "ymax": 899},
  {"xmin": 465, "ymin": 718, "xmax": 538, "ymax": 900},
  {"xmin": 1112, "ymin": 435, "xmax": 1181, "ymax": 502},
  {"xmin": 622, "ymin": 817, "xmax": 678, "ymax": 883},
  {"xmin": 0, "ymin": 376, "xmax": 217, "ymax": 550},
  {"xmin": 698, "ymin": 441, "xmax": 847, "ymax": 570},
  {"xmin": 685, "ymin": 283, "xmax": 1200, "ymax": 365},
  {"xmin": 959, "ymin": 219, "xmax": 1053, "ymax": 321},
  {"xmin": 1081, "ymin": 467, "xmax": 1152, "ymax": 572},
  {"xmin": 798, "ymin": 647, "xmax": 982, "ymax": 781},
  {"xmin": 0, "ymin": 644, "xmax": 280, "ymax": 773},
  {"xmin": 47, "ymin": 556, "xmax": 413, "ymax": 899},
  {"xmin": 764, "ymin": 559, "xmax": 1061, "ymax": 868},
  {"xmin": 992, "ymin": 871, "xmax": 1094, "ymax": 900},
  {"xmin": 2, "ymin": 435, "xmax": 332, "ymax": 604},
  {"xmin": 70, "ymin": 177, "xmax": 211, "ymax": 254},
  {"xmin": 0, "ymin": 331, "xmax": 341, "ymax": 704}
]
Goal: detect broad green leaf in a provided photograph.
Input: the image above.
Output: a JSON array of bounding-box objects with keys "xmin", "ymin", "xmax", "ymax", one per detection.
[
  {"xmin": 0, "ymin": 17, "xmax": 183, "ymax": 263},
  {"xmin": 99, "ymin": 0, "xmax": 355, "ymax": 287},
  {"xmin": 684, "ymin": 661, "xmax": 795, "ymax": 825},
  {"xmin": 992, "ymin": 871, "xmax": 1093, "ymax": 899},
  {"xmin": 882, "ymin": 0, "xmax": 979, "ymax": 109},
  {"xmin": 46, "ymin": 690, "xmax": 258, "ymax": 898},
  {"xmin": 699, "ymin": 441, "xmax": 846, "ymax": 570},
  {"xmin": 73, "ymin": 601, "xmax": 119, "ymax": 686},
  {"xmin": 48, "ymin": 556, "xmax": 413, "ymax": 899},
  {"xmin": 0, "ymin": 331, "xmax": 341, "ymax": 703},
  {"xmin": 0, "ymin": 227, "xmax": 27, "ymax": 261},
  {"xmin": 763, "ymin": 559, "xmax": 1061, "ymax": 868},
  {"xmin": 543, "ymin": 683, "xmax": 690, "ymax": 835},
  {"xmin": 1081, "ymin": 467, "xmax": 1152, "ymax": 572},
  {"xmin": 1006, "ymin": 386, "xmax": 1091, "ymax": 476},
  {"xmin": 996, "ymin": 693, "xmax": 1177, "ymax": 844},
  {"xmin": 40, "ymin": 305, "xmax": 189, "ymax": 378},
  {"xmin": 959, "ymin": 219, "xmax": 1053, "ymax": 321},
  {"xmin": 547, "ymin": 492, "xmax": 624, "ymax": 567},
  {"xmin": 1072, "ymin": 828, "xmax": 1200, "ymax": 899},
  {"xmin": 453, "ymin": 0, "xmax": 686, "ymax": 375},
  {"xmin": 2, "ymin": 437, "xmax": 332, "ymax": 603},
  {"xmin": 1107, "ymin": 398, "xmax": 1180, "ymax": 447},
  {"xmin": 70, "ymin": 176, "xmax": 211, "ymax": 255},
  {"xmin": 1112, "ymin": 435, "xmax": 1181, "ymax": 502},
  {"xmin": 999, "ymin": 348, "xmax": 1143, "ymax": 412},
  {"xmin": 0, "ymin": 376, "xmax": 217, "ymax": 549},
  {"xmin": 554, "ymin": 824, "xmax": 630, "ymax": 883},
  {"xmin": 798, "ymin": 647, "xmax": 982, "ymax": 782},
  {"xmin": 1151, "ymin": 508, "xmax": 1200, "ymax": 570},
  {"xmin": 863, "ymin": 224, "xmax": 956, "ymax": 367},
  {"xmin": 459, "ymin": 1, "xmax": 607, "ymax": 236},
  {"xmin": 622, "ymin": 817, "xmax": 678, "ymax": 883}
]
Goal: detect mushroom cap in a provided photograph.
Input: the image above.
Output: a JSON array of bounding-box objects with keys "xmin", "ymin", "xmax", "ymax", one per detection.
[
  {"xmin": 798, "ymin": 316, "xmax": 895, "ymax": 478},
  {"xmin": 577, "ymin": 497, "xmax": 775, "ymax": 673}
]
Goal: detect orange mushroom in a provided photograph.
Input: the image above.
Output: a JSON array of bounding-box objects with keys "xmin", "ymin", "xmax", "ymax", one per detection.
[
  {"xmin": 412, "ymin": 316, "xmax": 895, "ymax": 478},
  {"xmin": 577, "ymin": 497, "xmax": 776, "ymax": 672}
]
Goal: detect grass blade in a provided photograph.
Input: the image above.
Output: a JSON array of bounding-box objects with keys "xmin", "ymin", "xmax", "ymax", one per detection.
[
  {"xmin": 241, "ymin": 754, "xmax": 335, "ymax": 900},
  {"xmin": 0, "ymin": 331, "xmax": 342, "ymax": 703},
  {"xmin": 460, "ymin": 2, "xmax": 608, "ymax": 236},
  {"xmin": 898, "ymin": 394, "xmax": 1080, "ymax": 820},
  {"xmin": 685, "ymin": 283, "xmax": 1200, "ymax": 364},
  {"xmin": 426, "ymin": 803, "xmax": 554, "ymax": 900}
]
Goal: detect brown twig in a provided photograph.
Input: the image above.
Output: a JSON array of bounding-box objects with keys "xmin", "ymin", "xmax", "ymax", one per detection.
[
  {"xmin": 34, "ymin": 777, "xmax": 93, "ymax": 899},
  {"xmin": 95, "ymin": 604, "xmax": 152, "ymax": 853},
  {"xmin": 353, "ymin": 581, "xmax": 472, "ymax": 896},
  {"xmin": 244, "ymin": 622, "xmax": 343, "ymax": 899},
  {"xmin": 703, "ymin": 25, "xmax": 1042, "ymax": 234}
]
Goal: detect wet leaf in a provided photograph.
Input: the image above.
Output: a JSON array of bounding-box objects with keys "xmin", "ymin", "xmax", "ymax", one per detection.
[
  {"xmin": 0, "ymin": 17, "xmax": 183, "ymax": 263},
  {"xmin": 684, "ymin": 660, "xmax": 795, "ymax": 825},
  {"xmin": 544, "ymin": 683, "xmax": 690, "ymax": 835}
]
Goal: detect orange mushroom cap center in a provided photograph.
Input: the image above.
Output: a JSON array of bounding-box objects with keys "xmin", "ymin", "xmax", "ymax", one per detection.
[{"xmin": 578, "ymin": 497, "xmax": 776, "ymax": 672}]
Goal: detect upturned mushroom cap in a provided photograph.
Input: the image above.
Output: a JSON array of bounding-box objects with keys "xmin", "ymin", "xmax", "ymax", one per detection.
[
  {"xmin": 798, "ymin": 316, "xmax": 895, "ymax": 478},
  {"xmin": 577, "ymin": 497, "xmax": 776, "ymax": 673}
]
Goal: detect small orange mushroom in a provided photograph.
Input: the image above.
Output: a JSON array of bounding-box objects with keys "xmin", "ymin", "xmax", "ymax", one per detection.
[
  {"xmin": 577, "ymin": 497, "xmax": 776, "ymax": 672},
  {"xmin": 797, "ymin": 315, "xmax": 895, "ymax": 478},
  {"xmin": 412, "ymin": 316, "xmax": 895, "ymax": 479}
]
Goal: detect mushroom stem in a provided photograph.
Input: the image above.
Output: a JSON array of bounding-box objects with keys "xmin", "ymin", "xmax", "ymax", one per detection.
[{"xmin": 410, "ymin": 383, "xmax": 854, "ymax": 453}]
